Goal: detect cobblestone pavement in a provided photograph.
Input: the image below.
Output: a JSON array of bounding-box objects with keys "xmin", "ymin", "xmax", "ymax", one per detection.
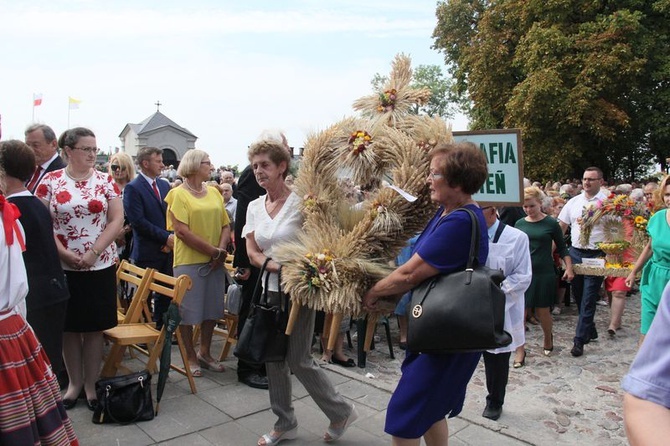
[
  {"xmin": 72, "ymin": 291, "xmax": 639, "ymax": 445},
  {"xmin": 333, "ymin": 292, "xmax": 640, "ymax": 445}
]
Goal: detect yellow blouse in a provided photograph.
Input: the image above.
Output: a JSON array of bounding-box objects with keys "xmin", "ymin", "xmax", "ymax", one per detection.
[{"xmin": 165, "ymin": 186, "xmax": 229, "ymax": 266}]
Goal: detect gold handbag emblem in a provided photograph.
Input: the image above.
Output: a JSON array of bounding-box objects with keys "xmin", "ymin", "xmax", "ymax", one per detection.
[{"xmin": 412, "ymin": 304, "xmax": 423, "ymax": 318}]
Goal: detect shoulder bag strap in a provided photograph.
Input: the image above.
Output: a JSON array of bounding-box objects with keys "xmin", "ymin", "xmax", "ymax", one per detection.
[
  {"xmin": 493, "ymin": 221, "xmax": 507, "ymax": 244},
  {"xmin": 457, "ymin": 207, "xmax": 480, "ymax": 269}
]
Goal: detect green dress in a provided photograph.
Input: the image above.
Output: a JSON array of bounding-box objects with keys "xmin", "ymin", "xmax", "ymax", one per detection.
[
  {"xmin": 515, "ymin": 216, "xmax": 569, "ymax": 308},
  {"xmin": 640, "ymin": 209, "xmax": 670, "ymax": 334}
]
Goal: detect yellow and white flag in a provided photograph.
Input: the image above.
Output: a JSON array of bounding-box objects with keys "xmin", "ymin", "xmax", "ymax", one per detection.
[{"xmin": 68, "ymin": 96, "xmax": 82, "ymax": 110}]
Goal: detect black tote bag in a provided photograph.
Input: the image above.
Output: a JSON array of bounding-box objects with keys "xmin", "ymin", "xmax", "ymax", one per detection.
[
  {"xmin": 407, "ymin": 208, "xmax": 512, "ymax": 353},
  {"xmin": 234, "ymin": 258, "xmax": 289, "ymax": 364}
]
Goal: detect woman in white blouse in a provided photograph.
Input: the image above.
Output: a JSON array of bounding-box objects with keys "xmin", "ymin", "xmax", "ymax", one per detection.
[{"xmin": 244, "ymin": 134, "xmax": 357, "ymax": 446}]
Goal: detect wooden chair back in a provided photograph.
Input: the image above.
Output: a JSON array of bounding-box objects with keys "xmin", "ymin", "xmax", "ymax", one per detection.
[
  {"xmin": 116, "ymin": 260, "xmax": 155, "ymax": 324},
  {"xmin": 102, "ymin": 272, "xmax": 197, "ymax": 394}
]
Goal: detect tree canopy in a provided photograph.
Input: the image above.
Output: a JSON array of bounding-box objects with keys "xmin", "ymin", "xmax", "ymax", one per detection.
[{"xmin": 433, "ymin": 0, "xmax": 670, "ymax": 182}]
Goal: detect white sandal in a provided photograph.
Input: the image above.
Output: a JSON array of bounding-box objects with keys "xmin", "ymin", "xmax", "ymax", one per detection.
[
  {"xmin": 258, "ymin": 426, "xmax": 298, "ymax": 446},
  {"xmin": 324, "ymin": 405, "xmax": 359, "ymax": 442}
]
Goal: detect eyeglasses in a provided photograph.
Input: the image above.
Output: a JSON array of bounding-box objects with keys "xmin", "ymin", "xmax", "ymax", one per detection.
[
  {"xmin": 73, "ymin": 146, "xmax": 99, "ymax": 154},
  {"xmin": 110, "ymin": 164, "xmax": 125, "ymax": 172},
  {"xmin": 428, "ymin": 171, "xmax": 444, "ymax": 180},
  {"xmin": 582, "ymin": 177, "xmax": 601, "ymax": 182},
  {"xmin": 201, "ymin": 161, "xmax": 212, "ymax": 166}
]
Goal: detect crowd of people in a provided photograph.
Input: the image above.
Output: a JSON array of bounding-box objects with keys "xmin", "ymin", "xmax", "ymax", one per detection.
[{"xmin": 0, "ymin": 121, "xmax": 668, "ymax": 445}]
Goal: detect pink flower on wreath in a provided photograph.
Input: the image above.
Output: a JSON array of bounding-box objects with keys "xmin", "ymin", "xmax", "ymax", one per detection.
[
  {"xmin": 88, "ymin": 199, "xmax": 104, "ymax": 214},
  {"xmin": 55, "ymin": 191, "xmax": 72, "ymax": 204}
]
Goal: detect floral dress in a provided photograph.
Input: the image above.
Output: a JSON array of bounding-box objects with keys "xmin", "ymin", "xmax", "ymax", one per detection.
[{"xmin": 36, "ymin": 169, "xmax": 120, "ymax": 271}]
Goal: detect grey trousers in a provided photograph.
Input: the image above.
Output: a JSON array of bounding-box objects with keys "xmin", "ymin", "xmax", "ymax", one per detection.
[{"xmin": 266, "ymin": 301, "xmax": 352, "ymax": 431}]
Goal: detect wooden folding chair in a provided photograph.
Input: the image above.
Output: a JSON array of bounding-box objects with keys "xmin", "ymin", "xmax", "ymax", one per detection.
[
  {"xmin": 115, "ymin": 260, "xmax": 155, "ymax": 325},
  {"xmin": 101, "ymin": 272, "xmax": 197, "ymax": 394}
]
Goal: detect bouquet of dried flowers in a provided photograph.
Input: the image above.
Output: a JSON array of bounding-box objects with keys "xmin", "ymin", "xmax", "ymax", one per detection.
[{"xmin": 579, "ymin": 193, "xmax": 654, "ymax": 253}]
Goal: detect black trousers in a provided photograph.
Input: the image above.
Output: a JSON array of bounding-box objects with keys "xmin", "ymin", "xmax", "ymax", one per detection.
[
  {"xmin": 482, "ymin": 351, "xmax": 511, "ymax": 408},
  {"xmin": 236, "ymin": 266, "xmax": 266, "ymax": 378}
]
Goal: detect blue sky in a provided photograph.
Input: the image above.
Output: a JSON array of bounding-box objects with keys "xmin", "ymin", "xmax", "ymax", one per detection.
[{"xmin": 1, "ymin": 0, "xmax": 467, "ymax": 169}]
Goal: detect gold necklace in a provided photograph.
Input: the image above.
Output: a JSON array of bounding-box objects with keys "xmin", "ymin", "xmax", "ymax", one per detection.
[
  {"xmin": 266, "ymin": 190, "xmax": 289, "ymax": 215},
  {"xmin": 184, "ymin": 179, "xmax": 205, "ymax": 195},
  {"xmin": 66, "ymin": 166, "xmax": 92, "ymax": 181}
]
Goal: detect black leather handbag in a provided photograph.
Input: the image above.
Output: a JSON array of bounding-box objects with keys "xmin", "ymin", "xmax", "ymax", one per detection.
[
  {"xmin": 407, "ymin": 208, "xmax": 512, "ymax": 354},
  {"xmin": 234, "ymin": 258, "xmax": 289, "ymax": 364},
  {"xmin": 92, "ymin": 370, "xmax": 154, "ymax": 424}
]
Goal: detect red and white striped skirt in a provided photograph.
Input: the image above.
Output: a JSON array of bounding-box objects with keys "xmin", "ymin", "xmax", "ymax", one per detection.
[{"xmin": 0, "ymin": 312, "xmax": 78, "ymax": 445}]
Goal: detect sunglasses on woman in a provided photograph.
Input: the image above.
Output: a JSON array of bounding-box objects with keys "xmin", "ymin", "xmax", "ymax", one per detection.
[{"xmin": 110, "ymin": 164, "xmax": 125, "ymax": 172}]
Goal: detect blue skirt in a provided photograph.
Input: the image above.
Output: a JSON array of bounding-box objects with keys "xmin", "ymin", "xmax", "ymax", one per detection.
[{"xmin": 385, "ymin": 351, "xmax": 481, "ymax": 439}]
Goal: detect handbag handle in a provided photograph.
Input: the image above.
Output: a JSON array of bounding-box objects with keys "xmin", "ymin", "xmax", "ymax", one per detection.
[
  {"xmin": 253, "ymin": 258, "xmax": 288, "ymax": 312},
  {"xmin": 251, "ymin": 257, "xmax": 272, "ymax": 306},
  {"xmin": 99, "ymin": 373, "xmax": 150, "ymax": 424},
  {"xmin": 456, "ymin": 207, "xmax": 481, "ymax": 270}
]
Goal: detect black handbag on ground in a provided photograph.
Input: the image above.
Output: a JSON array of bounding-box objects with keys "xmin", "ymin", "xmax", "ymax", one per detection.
[
  {"xmin": 92, "ymin": 369, "xmax": 154, "ymax": 424},
  {"xmin": 407, "ymin": 207, "xmax": 512, "ymax": 354},
  {"xmin": 234, "ymin": 258, "xmax": 289, "ymax": 364}
]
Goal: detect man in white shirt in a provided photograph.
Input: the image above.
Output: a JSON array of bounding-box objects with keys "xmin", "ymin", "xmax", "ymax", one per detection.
[{"xmin": 558, "ymin": 167, "xmax": 609, "ymax": 357}]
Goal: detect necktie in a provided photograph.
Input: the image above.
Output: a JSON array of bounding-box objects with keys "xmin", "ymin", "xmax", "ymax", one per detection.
[
  {"xmin": 26, "ymin": 166, "xmax": 43, "ymax": 192},
  {"xmin": 152, "ymin": 180, "xmax": 160, "ymax": 200}
]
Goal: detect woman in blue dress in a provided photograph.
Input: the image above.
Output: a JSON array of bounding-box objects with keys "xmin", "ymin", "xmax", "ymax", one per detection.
[{"xmin": 364, "ymin": 142, "xmax": 489, "ymax": 445}]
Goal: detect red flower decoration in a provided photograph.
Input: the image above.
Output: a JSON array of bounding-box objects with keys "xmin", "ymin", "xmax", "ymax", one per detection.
[
  {"xmin": 52, "ymin": 170, "xmax": 63, "ymax": 178},
  {"xmin": 56, "ymin": 191, "xmax": 72, "ymax": 204},
  {"xmin": 35, "ymin": 184, "xmax": 48, "ymax": 198},
  {"xmin": 57, "ymin": 234, "xmax": 68, "ymax": 249},
  {"xmin": 112, "ymin": 183, "xmax": 121, "ymax": 195},
  {"xmin": 88, "ymin": 199, "xmax": 104, "ymax": 214}
]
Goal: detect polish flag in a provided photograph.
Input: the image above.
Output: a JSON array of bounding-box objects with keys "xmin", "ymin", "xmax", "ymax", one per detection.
[{"xmin": 33, "ymin": 93, "xmax": 43, "ymax": 106}]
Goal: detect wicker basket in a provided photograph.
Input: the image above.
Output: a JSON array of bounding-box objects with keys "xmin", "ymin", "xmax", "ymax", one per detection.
[{"xmin": 573, "ymin": 264, "xmax": 633, "ymax": 278}]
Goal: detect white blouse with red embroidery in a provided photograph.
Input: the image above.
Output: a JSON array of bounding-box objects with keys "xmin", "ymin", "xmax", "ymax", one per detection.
[{"xmin": 37, "ymin": 169, "xmax": 120, "ymax": 271}]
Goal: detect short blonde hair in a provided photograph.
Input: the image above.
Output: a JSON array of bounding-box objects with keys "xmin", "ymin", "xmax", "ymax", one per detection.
[
  {"xmin": 524, "ymin": 186, "xmax": 545, "ymax": 202},
  {"xmin": 109, "ymin": 152, "xmax": 136, "ymax": 181},
  {"xmin": 178, "ymin": 149, "xmax": 209, "ymax": 177}
]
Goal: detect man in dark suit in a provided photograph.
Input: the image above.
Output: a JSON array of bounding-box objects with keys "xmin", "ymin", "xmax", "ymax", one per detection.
[
  {"xmin": 123, "ymin": 147, "xmax": 173, "ymax": 328},
  {"xmin": 24, "ymin": 124, "xmax": 67, "ymax": 193}
]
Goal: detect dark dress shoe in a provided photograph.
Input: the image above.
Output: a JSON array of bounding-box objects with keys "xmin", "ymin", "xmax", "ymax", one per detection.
[
  {"xmin": 482, "ymin": 404, "xmax": 502, "ymax": 421},
  {"xmin": 571, "ymin": 341, "xmax": 584, "ymax": 357},
  {"xmin": 585, "ymin": 328, "xmax": 598, "ymax": 344},
  {"xmin": 240, "ymin": 374, "xmax": 269, "ymax": 390},
  {"xmin": 62, "ymin": 398, "xmax": 77, "ymax": 410},
  {"xmin": 331, "ymin": 357, "xmax": 356, "ymax": 367},
  {"xmin": 87, "ymin": 399, "xmax": 99, "ymax": 411}
]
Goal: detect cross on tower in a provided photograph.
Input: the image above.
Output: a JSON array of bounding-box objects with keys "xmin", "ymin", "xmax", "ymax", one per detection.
[{"xmin": 155, "ymin": 100, "xmax": 162, "ymax": 111}]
